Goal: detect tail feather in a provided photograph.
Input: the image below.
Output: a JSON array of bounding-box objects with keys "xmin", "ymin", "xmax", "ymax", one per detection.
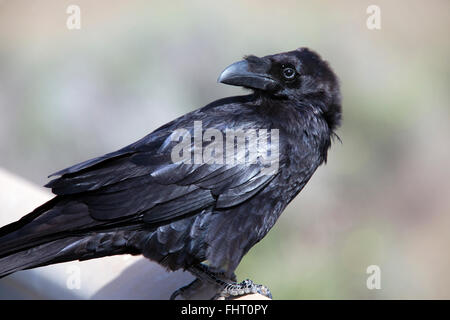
[
  {"xmin": 0, "ymin": 197, "xmax": 97, "ymax": 257},
  {"xmin": 0, "ymin": 195, "xmax": 145, "ymax": 278},
  {"xmin": 0, "ymin": 237, "xmax": 81, "ymax": 278},
  {"xmin": 0, "ymin": 229, "xmax": 143, "ymax": 278}
]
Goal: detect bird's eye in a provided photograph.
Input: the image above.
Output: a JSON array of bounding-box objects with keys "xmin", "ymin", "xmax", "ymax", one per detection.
[{"xmin": 282, "ymin": 67, "xmax": 296, "ymax": 80}]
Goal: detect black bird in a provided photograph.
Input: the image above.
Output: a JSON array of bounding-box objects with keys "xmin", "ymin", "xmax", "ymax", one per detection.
[{"xmin": 0, "ymin": 47, "xmax": 341, "ymax": 299}]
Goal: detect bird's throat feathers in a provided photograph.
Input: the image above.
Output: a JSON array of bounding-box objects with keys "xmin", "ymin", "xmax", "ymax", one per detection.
[{"xmin": 253, "ymin": 93, "xmax": 338, "ymax": 163}]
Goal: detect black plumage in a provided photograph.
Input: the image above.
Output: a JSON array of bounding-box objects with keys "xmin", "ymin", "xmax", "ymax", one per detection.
[{"xmin": 0, "ymin": 47, "xmax": 341, "ymax": 297}]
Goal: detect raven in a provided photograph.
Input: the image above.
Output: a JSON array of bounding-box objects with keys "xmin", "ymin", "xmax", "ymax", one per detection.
[{"xmin": 0, "ymin": 47, "xmax": 341, "ymax": 299}]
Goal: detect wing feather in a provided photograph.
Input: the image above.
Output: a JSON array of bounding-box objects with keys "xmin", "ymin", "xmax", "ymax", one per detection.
[{"xmin": 44, "ymin": 96, "xmax": 281, "ymax": 225}]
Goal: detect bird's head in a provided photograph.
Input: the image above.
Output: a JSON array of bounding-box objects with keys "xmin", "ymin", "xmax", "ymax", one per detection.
[{"xmin": 218, "ymin": 47, "xmax": 341, "ymax": 131}]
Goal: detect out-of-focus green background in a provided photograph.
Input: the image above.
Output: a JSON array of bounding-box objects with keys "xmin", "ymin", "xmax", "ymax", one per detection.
[{"xmin": 0, "ymin": 0, "xmax": 449, "ymax": 299}]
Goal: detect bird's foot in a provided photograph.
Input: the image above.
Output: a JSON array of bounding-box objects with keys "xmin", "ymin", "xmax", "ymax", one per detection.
[
  {"xmin": 214, "ymin": 279, "xmax": 272, "ymax": 300},
  {"xmin": 187, "ymin": 264, "xmax": 271, "ymax": 300},
  {"xmin": 170, "ymin": 278, "xmax": 203, "ymax": 300}
]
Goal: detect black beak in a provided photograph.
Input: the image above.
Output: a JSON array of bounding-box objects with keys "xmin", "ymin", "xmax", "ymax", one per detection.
[{"xmin": 217, "ymin": 60, "xmax": 278, "ymax": 91}]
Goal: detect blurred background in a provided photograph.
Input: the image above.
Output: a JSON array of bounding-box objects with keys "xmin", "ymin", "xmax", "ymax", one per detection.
[{"xmin": 0, "ymin": 0, "xmax": 449, "ymax": 299}]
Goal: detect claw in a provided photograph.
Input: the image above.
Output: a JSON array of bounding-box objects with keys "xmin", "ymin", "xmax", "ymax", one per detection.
[
  {"xmin": 170, "ymin": 288, "xmax": 183, "ymax": 300},
  {"xmin": 169, "ymin": 278, "xmax": 202, "ymax": 300}
]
